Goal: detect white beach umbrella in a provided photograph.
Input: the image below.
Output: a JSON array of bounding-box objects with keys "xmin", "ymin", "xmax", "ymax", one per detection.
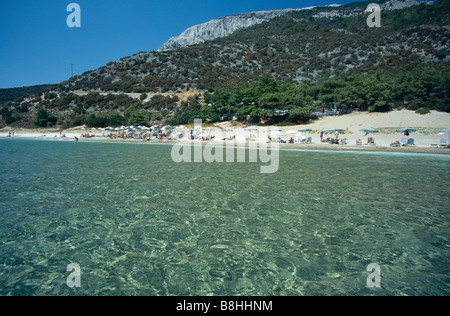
[{"xmin": 270, "ymin": 128, "xmax": 281, "ymax": 136}]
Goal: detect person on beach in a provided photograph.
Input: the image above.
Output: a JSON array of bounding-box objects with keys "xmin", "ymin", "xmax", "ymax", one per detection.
[
  {"xmin": 74, "ymin": 136, "xmax": 78, "ymax": 142},
  {"xmin": 320, "ymin": 132, "xmax": 324, "ymax": 142}
]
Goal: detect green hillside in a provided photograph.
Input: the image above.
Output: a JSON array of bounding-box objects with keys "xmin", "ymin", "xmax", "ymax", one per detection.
[{"xmin": 1, "ymin": 0, "xmax": 449, "ymax": 128}]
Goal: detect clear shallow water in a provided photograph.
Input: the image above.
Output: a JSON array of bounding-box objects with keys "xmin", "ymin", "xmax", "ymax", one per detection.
[{"xmin": 0, "ymin": 138, "xmax": 449, "ymax": 296}]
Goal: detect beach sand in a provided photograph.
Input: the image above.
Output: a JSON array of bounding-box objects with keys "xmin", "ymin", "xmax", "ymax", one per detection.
[{"xmin": 1, "ymin": 110, "xmax": 449, "ymax": 155}]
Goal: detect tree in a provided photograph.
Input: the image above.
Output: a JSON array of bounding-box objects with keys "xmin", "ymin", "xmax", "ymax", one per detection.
[
  {"xmin": 33, "ymin": 108, "xmax": 57, "ymax": 127},
  {"xmin": 85, "ymin": 113, "xmax": 109, "ymax": 128},
  {"xmin": 108, "ymin": 112, "xmax": 125, "ymax": 127}
]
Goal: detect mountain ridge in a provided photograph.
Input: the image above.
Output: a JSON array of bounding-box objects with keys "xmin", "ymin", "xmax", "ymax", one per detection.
[
  {"xmin": 158, "ymin": 7, "xmax": 320, "ymax": 52},
  {"xmin": 59, "ymin": 0, "xmax": 446, "ymax": 93},
  {"xmin": 158, "ymin": 0, "xmax": 431, "ymax": 52}
]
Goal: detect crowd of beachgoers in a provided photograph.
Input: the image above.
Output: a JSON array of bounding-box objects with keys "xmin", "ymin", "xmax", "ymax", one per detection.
[
  {"xmin": 43, "ymin": 123, "xmax": 448, "ymax": 151},
  {"xmin": 1, "ymin": 110, "xmax": 449, "ymax": 153}
]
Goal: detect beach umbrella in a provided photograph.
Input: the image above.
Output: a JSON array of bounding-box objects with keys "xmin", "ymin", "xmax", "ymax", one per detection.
[
  {"xmin": 320, "ymin": 128, "xmax": 342, "ymax": 133},
  {"xmin": 360, "ymin": 127, "xmax": 378, "ymax": 132},
  {"xmin": 223, "ymin": 128, "xmax": 233, "ymax": 132},
  {"xmin": 396, "ymin": 128, "xmax": 416, "ymax": 141},
  {"xmin": 396, "ymin": 127, "xmax": 416, "ymax": 145},
  {"xmin": 298, "ymin": 128, "xmax": 312, "ymax": 132},
  {"xmin": 189, "ymin": 125, "xmax": 201, "ymax": 131},
  {"xmin": 269, "ymin": 128, "xmax": 281, "ymax": 136},
  {"xmin": 360, "ymin": 127, "xmax": 379, "ymax": 134}
]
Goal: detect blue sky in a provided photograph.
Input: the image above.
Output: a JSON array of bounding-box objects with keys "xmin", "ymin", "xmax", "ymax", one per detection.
[{"xmin": 0, "ymin": 0, "xmax": 370, "ymax": 88}]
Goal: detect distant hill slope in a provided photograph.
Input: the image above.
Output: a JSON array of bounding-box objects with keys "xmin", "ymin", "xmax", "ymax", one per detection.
[
  {"xmin": 59, "ymin": 0, "xmax": 447, "ymax": 93},
  {"xmin": 0, "ymin": 84, "xmax": 57, "ymax": 103}
]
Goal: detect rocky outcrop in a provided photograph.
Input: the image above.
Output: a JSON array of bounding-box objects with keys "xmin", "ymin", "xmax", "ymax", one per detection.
[
  {"xmin": 157, "ymin": 8, "xmax": 312, "ymax": 52},
  {"xmin": 381, "ymin": 0, "xmax": 432, "ymax": 11}
]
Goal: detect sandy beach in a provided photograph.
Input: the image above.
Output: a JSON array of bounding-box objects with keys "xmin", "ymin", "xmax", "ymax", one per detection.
[{"xmin": 1, "ymin": 110, "xmax": 449, "ymax": 155}]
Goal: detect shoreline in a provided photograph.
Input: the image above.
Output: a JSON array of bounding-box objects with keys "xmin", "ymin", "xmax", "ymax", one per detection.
[
  {"xmin": 1, "ymin": 109, "xmax": 449, "ymax": 156},
  {"xmin": 1, "ymin": 132, "xmax": 449, "ymax": 156}
]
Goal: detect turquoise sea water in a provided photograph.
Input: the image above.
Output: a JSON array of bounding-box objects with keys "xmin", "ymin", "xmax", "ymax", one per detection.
[{"xmin": 0, "ymin": 138, "xmax": 449, "ymax": 296}]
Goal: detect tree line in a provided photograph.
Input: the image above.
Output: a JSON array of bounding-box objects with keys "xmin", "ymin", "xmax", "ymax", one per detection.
[{"xmin": 203, "ymin": 64, "xmax": 450, "ymax": 124}]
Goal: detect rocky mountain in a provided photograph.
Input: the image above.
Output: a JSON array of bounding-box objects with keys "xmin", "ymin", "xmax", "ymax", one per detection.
[
  {"xmin": 381, "ymin": 0, "xmax": 432, "ymax": 10},
  {"xmin": 158, "ymin": 0, "xmax": 431, "ymax": 52},
  {"xmin": 158, "ymin": 8, "xmax": 314, "ymax": 52},
  {"xmin": 58, "ymin": 0, "xmax": 446, "ymax": 92}
]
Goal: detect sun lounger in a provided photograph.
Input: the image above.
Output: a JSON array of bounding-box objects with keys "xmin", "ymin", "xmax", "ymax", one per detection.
[
  {"xmin": 306, "ymin": 137, "xmax": 312, "ymax": 144},
  {"xmin": 400, "ymin": 138, "xmax": 407, "ymax": 146},
  {"xmin": 429, "ymin": 143, "xmax": 438, "ymax": 148},
  {"xmin": 438, "ymin": 139, "xmax": 448, "ymax": 148},
  {"xmin": 406, "ymin": 138, "xmax": 415, "ymax": 147}
]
